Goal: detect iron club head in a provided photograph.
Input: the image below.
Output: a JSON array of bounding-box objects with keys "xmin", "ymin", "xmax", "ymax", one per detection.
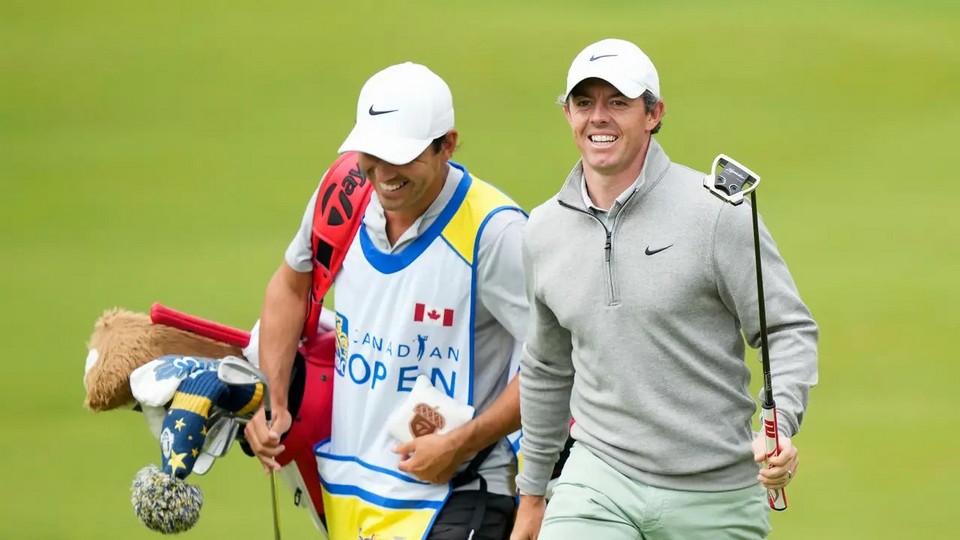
[{"xmin": 217, "ymin": 356, "xmax": 272, "ymax": 422}]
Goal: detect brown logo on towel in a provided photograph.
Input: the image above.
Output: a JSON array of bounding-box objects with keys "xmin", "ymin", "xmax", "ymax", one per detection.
[{"xmin": 410, "ymin": 403, "xmax": 446, "ymax": 438}]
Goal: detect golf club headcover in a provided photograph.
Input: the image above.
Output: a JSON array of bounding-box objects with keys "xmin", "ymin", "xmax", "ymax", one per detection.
[
  {"xmin": 159, "ymin": 370, "xmax": 227, "ymax": 479},
  {"xmin": 158, "ymin": 363, "xmax": 262, "ymax": 479},
  {"xmin": 131, "ymin": 464, "xmax": 203, "ymax": 534}
]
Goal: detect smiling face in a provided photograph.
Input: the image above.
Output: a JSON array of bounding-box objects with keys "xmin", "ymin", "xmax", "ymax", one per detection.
[
  {"xmin": 564, "ymin": 78, "xmax": 664, "ymax": 181},
  {"xmin": 358, "ymin": 130, "xmax": 458, "ymax": 220}
]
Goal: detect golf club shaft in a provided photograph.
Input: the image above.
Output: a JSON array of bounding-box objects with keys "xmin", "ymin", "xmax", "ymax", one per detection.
[
  {"xmin": 216, "ymin": 359, "xmax": 284, "ymax": 533},
  {"xmin": 751, "ymin": 191, "xmax": 787, "ymax": 511},
  {"xmin": 262, "ymin": 383, "xmax": 281, "ymax": 538},
  {"xmin": 270, "ymin": 471, "xmax": 282, "ymax": 540}
]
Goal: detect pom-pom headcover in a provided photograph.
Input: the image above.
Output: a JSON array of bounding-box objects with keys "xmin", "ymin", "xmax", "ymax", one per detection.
[{"xmin": 131, "ymin": 465, "xmax": 203, "ymax": 534}]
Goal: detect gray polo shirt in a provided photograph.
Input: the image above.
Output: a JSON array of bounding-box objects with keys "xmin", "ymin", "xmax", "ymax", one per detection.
[{"xmin": 285, "ymin": 163, "xmax": 528, "ymax": 496}]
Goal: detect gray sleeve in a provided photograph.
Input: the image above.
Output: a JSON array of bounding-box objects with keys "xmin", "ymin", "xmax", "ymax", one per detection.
[
  {"xmin": 515, "ymin": 221, "xmax": 575, "ymax": 496},
  {"xmin": 713, "ymin": 203, "xmax": 819, "ymax": 437},
  {"xmin": 284, "ymin": 185, "xmax": 322, "ymax": 273},
  {"xmin": 476, "ymin": 209, "xmax": 530, "ymax": 343}
]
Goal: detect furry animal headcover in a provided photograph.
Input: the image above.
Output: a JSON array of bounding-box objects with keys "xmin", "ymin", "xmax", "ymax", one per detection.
[{"xmin": 83, "ymin": 308, "xmax": 242, "ymax": 411}]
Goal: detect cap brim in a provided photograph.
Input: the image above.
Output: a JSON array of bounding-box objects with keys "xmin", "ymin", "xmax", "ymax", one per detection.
[
  {"xmin": 337, "ymin": 126, "xmax": 432, "ymax": 166},
  {"xmin": 565, "ymin": 72, "xmax": 647, "ymax": 100}
]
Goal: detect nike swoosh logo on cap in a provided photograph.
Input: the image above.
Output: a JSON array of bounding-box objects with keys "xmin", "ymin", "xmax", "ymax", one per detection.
[
  {"xmin": 589, "ymin": 54, "xmax": 617, "ymax": 61},
  {"xmin": 368, "ymin": 105, "xmax": 398, "ymax": 116}
]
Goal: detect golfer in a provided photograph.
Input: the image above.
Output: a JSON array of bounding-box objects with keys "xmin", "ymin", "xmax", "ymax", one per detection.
[{"xmin": 511, "ymin": 38, "xmax": 819, "ymax": 540}]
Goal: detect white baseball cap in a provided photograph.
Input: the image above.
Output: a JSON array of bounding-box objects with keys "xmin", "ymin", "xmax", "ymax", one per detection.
[
  {"xmin": 338, "ymin": 62, "xmax": 455, "ymax": 165},
  {"xmin": 564, "ymin": 38, "xmax": 660, "ymax": 100}
]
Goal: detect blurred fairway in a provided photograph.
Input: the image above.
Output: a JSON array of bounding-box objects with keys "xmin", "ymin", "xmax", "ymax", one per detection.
[{"xmin": 2, "ymin": 0, "xmax": 958, "ymax": 538}]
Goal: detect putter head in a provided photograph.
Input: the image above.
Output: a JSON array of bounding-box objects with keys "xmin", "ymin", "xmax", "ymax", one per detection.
[{"xmin": 703, "ymin": 154, "xmax": 761, "ymax": 206}]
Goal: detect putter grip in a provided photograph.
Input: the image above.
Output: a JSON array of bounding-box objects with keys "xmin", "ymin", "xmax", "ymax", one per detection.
[
  {"xmin": 150, "ymin": 302, "xmax": 251, "ymax": 348},
  {"xmin": 762, "ymin": 406, "xmax": 788, "ymax": 511}
]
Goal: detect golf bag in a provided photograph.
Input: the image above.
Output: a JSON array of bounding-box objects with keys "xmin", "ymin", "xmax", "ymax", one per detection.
[{"xmin": 150, "ymin": 151, "xmax": 372, "ymax": 533}]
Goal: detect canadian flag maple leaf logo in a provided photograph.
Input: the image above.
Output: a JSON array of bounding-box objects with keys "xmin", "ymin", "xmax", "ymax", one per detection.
[{"xmin": 414, "ymin": 303, "xmax": 454, "ymax": 327}]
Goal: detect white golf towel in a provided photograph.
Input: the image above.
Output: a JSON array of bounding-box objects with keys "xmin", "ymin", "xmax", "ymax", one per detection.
[
  {"xmin": 386, "ymin": 375, "xmax": 475, "ymax": 444},
  {"xmin": 130, "ymin": 358, "xmax": 187, "ymax": 407}
]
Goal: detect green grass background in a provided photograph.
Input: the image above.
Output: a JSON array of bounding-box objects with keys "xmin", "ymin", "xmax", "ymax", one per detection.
[{"xmin": 2, "ymin": 0, "xmax": 958, "ymax": 538}]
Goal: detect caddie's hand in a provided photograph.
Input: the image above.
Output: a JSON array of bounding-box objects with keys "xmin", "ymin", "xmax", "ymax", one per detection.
[
  {"xmin": 753, "ymin": 432, "xmax": 799, "ymax": 490},
  {"xmin": 243, "ymin": 405, "xmax": 292, "ymax": 474},
  {"xmin": 394, "ymin": 433, "xmax": 464, "ymax": 484},
  {"xmin": 510, "ymin": 495, "xmax": 546, "ymax": 540}
]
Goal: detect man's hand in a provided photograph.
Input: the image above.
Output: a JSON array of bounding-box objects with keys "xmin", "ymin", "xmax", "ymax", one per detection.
[
  {"xmin": 510, "ymin": 495, "xmax": 546, "ymax": 540},
  {"xmin": 753, "ymin": 432, "xmax": 799, "ymax": 490},
  {"xmin": 243, "ymin": 406, "xmax": 292, "ymax": 473},
  {"xmin": 394, "ymin": 433, "xmax": 466, "ymax": 484}
]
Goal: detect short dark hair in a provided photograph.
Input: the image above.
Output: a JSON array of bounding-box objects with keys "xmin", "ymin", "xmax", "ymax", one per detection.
[
  {"xmin": 642, "ymin": 91, "xmax": 662, "ymax": 135},
  {"xmin": 429, "ymin": 134, "xmax": 447, "ymax": 153}
]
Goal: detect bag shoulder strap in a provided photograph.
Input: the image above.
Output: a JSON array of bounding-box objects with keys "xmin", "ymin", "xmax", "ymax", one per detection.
[
  {"xmin": 302, "ymin": 152, "xmax": 372, "ymax": 339},
  {"xmin": 449, "ymin": 442, "xmax": 499, "ymax": 536},
  {"xmin": 450, "ymin": 442, "xmax": 497, "ymax": 489}
]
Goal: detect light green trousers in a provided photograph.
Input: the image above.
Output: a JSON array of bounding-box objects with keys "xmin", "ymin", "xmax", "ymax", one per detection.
[{"xmin": 541, "ymin": 443, "xmax": 771, "ymax": 540}]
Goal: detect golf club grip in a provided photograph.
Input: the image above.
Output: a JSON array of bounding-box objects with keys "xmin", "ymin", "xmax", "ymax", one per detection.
[
  {"xmin": 150, "ymin": 302, "xmax": 251, "ymax": 348},
  {"xmin": 762, "ymin": 406, "xmax": 788, "ymax": 511}
]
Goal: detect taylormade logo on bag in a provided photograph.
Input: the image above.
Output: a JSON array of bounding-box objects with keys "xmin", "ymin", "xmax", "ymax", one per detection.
[{"xmin": 413, "ymin": 303, "xmax": 454, "ymax": 326}]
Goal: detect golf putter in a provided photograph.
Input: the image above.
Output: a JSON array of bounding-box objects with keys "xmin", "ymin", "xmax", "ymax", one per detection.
[
  {"xmin": 704, "ymin": 155, "xmax": 788, "ymax": 511},
  {"xmin": 217, "ymin": 356, "xmax": 283, "ymax": 538}
]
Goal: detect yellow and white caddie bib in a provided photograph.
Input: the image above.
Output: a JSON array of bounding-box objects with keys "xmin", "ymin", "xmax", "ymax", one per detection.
[{"xmin": 315, "ymin": 163, "xmax": 523, "ymax": 540}]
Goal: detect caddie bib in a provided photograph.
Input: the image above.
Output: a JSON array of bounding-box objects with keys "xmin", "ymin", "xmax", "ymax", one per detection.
[{"xmin": 315, "ymin": 163, "xmax": 522, "ymax": 540}]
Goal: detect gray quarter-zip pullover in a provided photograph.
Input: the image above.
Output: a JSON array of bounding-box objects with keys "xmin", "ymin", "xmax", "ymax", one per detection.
[{"xmin": 517, "ymin": 139, "xmax": 818, "ymax": 495}]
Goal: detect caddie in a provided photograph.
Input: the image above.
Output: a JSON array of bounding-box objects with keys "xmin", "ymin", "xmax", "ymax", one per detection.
[{"xmin": 246, "ymin": 61, "xmax": 528, "ymax": 540}]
